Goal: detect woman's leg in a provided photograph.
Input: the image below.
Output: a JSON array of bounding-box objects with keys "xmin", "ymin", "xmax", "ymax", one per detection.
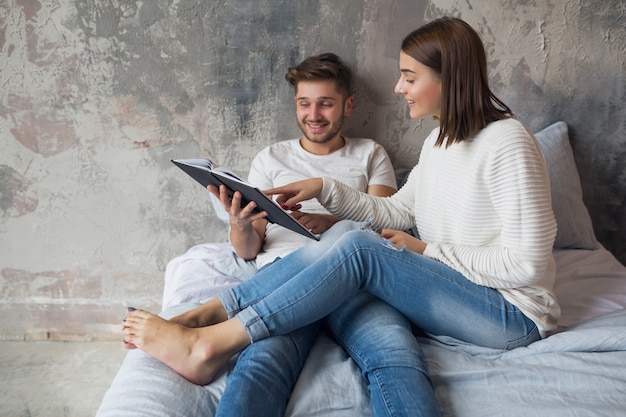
[
  {"xmin": 326, "ymin": 292, "xmax": 441, "ymax": 417},
  {"xmin": 122, "ymin": 221, "xmax": 365, "ymax": 383},
  {"xmin": 218, "ymin": 220, "xmax": 367, "ymax": 317},
  {"xmin": 124, "ymin": 229, "xmax": 539, "ymax": 385},
  {"xmin": 166, "ymin": 220, "xmax": 367, "ymax": 326},
  {"xmin": 234, "ymin": 229, "xmax": 539, "ymax": 349}
]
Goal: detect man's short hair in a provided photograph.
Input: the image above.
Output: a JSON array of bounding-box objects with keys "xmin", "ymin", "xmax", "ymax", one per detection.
[{"xmin": 285, "ymin": 53, "xmax": 353, "ymax": 97}]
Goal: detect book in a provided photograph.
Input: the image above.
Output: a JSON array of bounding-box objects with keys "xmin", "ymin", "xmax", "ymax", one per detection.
[{"xmin": 171, "ymin": 158, "xmax": 319, "ymax": 240}]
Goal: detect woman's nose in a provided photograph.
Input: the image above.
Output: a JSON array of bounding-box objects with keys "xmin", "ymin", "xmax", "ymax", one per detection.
[{"xmin": 394, "ymin": 79, "xmax": 404, "ymax": 94}]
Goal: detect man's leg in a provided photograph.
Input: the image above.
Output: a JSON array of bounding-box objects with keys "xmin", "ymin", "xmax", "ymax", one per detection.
[
  {"xmin": 326, "ymin": 293, "xmax": 439, "ymax": 417},
  {"xmin": 215, "ymin": 323, "xmax": 319, "ymax": 417}
]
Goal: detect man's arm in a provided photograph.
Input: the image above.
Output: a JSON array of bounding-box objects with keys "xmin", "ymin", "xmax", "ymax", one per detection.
[{"xmin": 367, "ymin": 184, "xmax": 397, "ymax": 198}]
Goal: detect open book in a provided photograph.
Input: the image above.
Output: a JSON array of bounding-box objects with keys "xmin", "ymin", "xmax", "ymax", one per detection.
[{"xmin": 172, "ymin": 158, "xmax": 319, "ymax": 240}]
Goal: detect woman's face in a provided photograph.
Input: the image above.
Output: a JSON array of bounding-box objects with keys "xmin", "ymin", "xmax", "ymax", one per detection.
[{"xmin": 394, "ymin": 51, "xmax": 442, "ymax": 119}]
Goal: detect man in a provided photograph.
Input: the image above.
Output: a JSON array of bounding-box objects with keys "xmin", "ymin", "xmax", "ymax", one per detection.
[
  {"xmin": 118, "ymin": 53, "xmax": 425, "ymax": 417},
  {"xmin": 202, "ymin": 53, "xmax": 401, "ymax": 417}
]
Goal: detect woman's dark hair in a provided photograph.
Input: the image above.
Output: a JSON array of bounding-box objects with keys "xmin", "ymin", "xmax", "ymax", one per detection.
[
  {"xmin": 285, "ymin": 53, "xmax": 353, "ymax": 97},
  {"xmin": 402, "ymin": 17, "xmax": 513, "ymax": 147}
]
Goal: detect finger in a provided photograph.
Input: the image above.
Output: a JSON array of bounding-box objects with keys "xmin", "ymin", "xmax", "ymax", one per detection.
[
  {"xmin": 207, "ymin": 184, "xmax": 219, "ymax": 197},
  {"xmin": 281, "ymin": 203, "xmax": 302, "ymax": 211},
  {"xmin": 229, "ymin": 191, "xmax": 244, "ymax": 214},
  {"xmin": 239, "ymin": 200, "xmax": 258, "ymax": 216},
  {"xmin": 263, "ymin": 185, "xmax": 287, "ymax": 196},
  {"xmin": 282, "ymin": 196, "xmax": 306, "ymax": 210}
]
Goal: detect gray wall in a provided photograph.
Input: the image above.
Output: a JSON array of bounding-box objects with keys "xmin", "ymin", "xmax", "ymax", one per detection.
[{"xmin": 1, "ymin": 0, "xmax": 624, "ymax": 340}]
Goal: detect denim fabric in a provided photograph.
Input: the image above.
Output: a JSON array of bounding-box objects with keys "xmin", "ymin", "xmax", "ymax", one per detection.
[
  {"xmin": 215, "ymin": 324, "xmax": 319, "ymax": 417},
  {"xmin": 224, "ymin": 222, "xmax": 540, "ymax": 416},
  {"xmin": 325, "ymin": 292, "xmax": 439, "ymax": 417},
  {"xmin": 219, "ymin": 221, "xmax": 440, "ymax": 417}
]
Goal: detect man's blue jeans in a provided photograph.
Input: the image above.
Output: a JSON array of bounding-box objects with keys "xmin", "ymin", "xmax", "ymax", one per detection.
[
  {"xmin": 217, "ymin": 221, "xmax": 435, "ymax": 417},
  {"xmin": 215, "ymin": 324, "xmax": 319, "ymax": 417},
  {"xmin": 220, "ymin": 221, "xmax": 540, "ymax": 416}
]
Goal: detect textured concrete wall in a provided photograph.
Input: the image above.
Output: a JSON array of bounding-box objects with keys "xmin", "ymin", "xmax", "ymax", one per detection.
[{"xmin": 1, "ymin": 0, "xmax": 624, "ymax": 340}]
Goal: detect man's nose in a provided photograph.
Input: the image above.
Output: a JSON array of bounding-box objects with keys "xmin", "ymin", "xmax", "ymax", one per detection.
[{"xmin": 310, "ymin": 104, "xmax": 321, "ymax": 119}]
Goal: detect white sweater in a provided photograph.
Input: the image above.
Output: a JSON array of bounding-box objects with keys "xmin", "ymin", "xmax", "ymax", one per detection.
[{"xmin": 319, "ymin": 118, "xmax": 560, "ymax": 336}]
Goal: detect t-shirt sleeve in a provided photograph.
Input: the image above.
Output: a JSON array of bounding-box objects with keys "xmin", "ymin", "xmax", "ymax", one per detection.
[
  {"xmin": 247, "ymin": 148, "xmax": 274, "ymax": 190},
  {"xmin": 367, "ymin": 143, "xmax": 397, "ymax": 189}
]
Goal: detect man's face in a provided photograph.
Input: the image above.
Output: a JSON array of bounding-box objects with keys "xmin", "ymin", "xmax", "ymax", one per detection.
[{"xmin": 294, "ymin": 80, "xmax": 353, "ymax": 145}]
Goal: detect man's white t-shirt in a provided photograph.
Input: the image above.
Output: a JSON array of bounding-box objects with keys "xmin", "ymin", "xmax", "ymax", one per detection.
[{"xmin": 247, "ymin": 137, "xmax": 396, "ymax": 268}]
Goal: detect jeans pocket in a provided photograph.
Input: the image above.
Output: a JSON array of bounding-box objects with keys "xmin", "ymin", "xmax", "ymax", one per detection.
[{"xmin": 504, "ymin": 325, "xmax": 541, "ymax": 350}]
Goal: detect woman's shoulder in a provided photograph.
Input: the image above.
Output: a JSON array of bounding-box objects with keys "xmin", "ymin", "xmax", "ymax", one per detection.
[
  {"xmin": 483, "ymin": 117, "xmax": 528, "ymax": 135},
  {"xmin": 479, "ymin": 118, "xmax": 534, "ymax": 146}
]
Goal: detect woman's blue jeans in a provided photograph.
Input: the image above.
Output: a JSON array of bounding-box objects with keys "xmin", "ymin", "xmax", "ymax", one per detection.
[{"xmin": 219, "ymin": 221, "xmax": 540, "ymax": 416}]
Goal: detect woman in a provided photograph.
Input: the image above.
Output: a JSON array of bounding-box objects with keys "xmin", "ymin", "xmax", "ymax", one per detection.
[{"xmin": 123, "ymin": 17, "xmax": 559, "ymax": 416}]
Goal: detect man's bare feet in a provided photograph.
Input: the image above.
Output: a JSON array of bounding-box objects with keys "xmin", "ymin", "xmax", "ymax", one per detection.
[{"xmin": 122, "ymin": 309, "xmax": 250, "ymax": 385}]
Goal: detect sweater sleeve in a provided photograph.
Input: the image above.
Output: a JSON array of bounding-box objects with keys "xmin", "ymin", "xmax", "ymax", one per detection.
[{"xmin": 319, "ymin": 174, "xmax": 415, "ymax": 231}]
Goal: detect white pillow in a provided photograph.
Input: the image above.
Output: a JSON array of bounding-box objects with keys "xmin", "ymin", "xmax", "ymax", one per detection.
[{"xmin": 533, "ymin": 121, "xmax": 599, "ymax": 249}]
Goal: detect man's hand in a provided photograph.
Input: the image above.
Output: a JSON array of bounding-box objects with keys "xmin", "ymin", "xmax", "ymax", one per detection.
[
  {"xmin": 264, "ymin": 178, "xmax": 324, "ymax": 210},
  {"xmin": 208, "ymin": 184, "xmax": 267, "ymax": 260},
  {"xmin": 291, "ymin": 211, "xmax": 339, "ymax": 235},
  {"xmin": 207, "ymin": 184, "xmax": 268, "ymax": 228},
  {"xmin": 380, "ymin": 229, "xmax": 427, "ymax": 254}
]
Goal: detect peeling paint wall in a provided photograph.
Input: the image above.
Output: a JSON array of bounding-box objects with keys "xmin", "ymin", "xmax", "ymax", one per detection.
[{"xmin": 1, "ymin": 0, "xmax": 624, "ymax": 340}]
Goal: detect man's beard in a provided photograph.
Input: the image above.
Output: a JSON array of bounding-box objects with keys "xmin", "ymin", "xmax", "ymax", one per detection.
[{"xmin": 298, "ymin": 117, "xmax": 344, "ymax": 144}]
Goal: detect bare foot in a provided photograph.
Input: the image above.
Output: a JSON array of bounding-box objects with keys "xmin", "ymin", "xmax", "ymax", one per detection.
[
  {"xmin": 169, "ymin": 298, "xmax": 229, "ymax": 328},
  {"xmin": 122, "ymin": 310, "xmax": 137, "ymax": 350},
  {"xmin": 123, "ymin": 309, "xmax": 250, "ymax": 385}
]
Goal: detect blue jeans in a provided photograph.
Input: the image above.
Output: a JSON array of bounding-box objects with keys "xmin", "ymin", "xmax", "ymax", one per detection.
[
  {"xmin": 217, "ymin": 221, "xmax": 433, "ymax": 417},
  {"xmin": 220, "ymin": 222, "xmax": 540, "ymax": 416},
  {"xmin": 219, "ymin": 298, "xmax": 433, "ymax": 417},
  {"xmin": 215, "ymin": 324, "xmax": 319, "ymax": 417}
]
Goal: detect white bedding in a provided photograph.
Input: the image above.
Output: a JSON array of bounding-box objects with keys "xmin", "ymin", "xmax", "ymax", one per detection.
[{"xmin": 97, "ymin": 246, "xmax": 626, "ymax": 417}]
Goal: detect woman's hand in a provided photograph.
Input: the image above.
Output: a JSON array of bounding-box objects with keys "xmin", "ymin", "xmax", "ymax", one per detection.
[
  {"xmin": 264, "ymin": 178, "xmax": 324, "ymax": 210},
  {"xmin": 380, "ymin": 229, "xmax": 427, "ymax": 254}
]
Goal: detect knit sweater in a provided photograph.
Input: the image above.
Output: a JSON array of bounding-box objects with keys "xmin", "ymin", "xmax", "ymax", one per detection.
[{"xmin": 319, "ymin": 118, "xmax": 560, "ymax": 336}]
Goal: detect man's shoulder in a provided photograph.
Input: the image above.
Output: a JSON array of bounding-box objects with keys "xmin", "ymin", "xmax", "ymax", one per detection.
[
  {"xmin": 264, "ymin": 138, "xmax": 300, "ymax": 151},
  {"xmin": 253, "ymin": 139, "xmax": 300, "ymax": 161},
  {"xmin": 344, "ymin": 137, "xmax": 382, "ymax": 150},
  {"xmin": 345, "ymin": 137, "xmax": 377, "ymax": 144}
]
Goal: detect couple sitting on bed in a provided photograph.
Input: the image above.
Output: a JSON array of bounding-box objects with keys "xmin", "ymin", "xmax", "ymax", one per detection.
[{"xmin": 122, "ymin": 17, "xmax": 559, "ymax": 417}]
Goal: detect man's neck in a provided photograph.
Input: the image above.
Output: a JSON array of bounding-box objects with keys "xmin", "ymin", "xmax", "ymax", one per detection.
[{"xmin": 299, "ymin": 135, "xmax": 346, "ymax": 155}]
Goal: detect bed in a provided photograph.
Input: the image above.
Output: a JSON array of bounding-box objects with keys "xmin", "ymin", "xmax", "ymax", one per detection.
[{"xmin": 96, "ymin": 122, "xmax": 626, "ymax": 416}]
